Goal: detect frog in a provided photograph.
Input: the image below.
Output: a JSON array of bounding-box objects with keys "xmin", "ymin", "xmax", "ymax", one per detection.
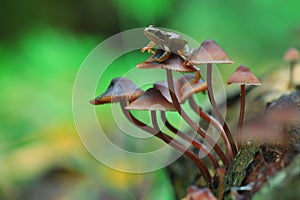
[
  {"xmin": 141, "ymin": 25, "xmax": 194, "ymax": 62},
  {"xmin": 141, "ymin": 25, "xmax": 200, "ymax": 94}
]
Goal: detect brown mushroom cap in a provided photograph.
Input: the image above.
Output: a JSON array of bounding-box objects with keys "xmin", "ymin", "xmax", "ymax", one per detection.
[
  {"xmin": 227, "ymin": 65, "xmax": 261, "ymax": 85},
  {"xmin": 154, "ymin": 74, "xmax": 207, "ymax": 103},
  {"xmin": 90, "ymin": 77, "xmax": 144, "ymax": 105},
  {"xmin": 188, "ymin": 40, "xmax": 233, "ymax": 65},
  {"xmin": 125, "ymin": 88, "xmax": 176, "ymax": 111},
  {"xmin": 284, "ymin": 48, "xmax": 300, "ymax": 62},
  {"xmin": 137, "ymin": 52, "xmax": 199, "ymax": 72}
]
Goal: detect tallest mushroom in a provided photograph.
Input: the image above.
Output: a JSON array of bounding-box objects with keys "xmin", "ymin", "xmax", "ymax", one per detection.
[{"xmin": 187, "ymin": 40, "xmax": 237, "ymax": 156}]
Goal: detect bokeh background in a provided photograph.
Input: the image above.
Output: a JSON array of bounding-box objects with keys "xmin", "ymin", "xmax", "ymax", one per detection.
[{"xmin": 1, "ymin": 0, "xmax": 300, "ymax": 199}]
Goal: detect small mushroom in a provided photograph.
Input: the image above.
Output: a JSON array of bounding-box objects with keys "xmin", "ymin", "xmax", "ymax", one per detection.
[
  {"xmin": 137, "ymin": 52, "xmax": 201, "ymax": 94},
  {"xmin": 187, "ymin": 39, "xmax": 237, "ymax": 155},
  {"xmin": 227, "ymin": 65, "xmax": 261, "ymax": 148},
  {"xmin": 125, "ymin": 88, "xmax": 176, "ymax": 111},
  {"xmin": 137, "ymin": 52, "xmax": 199, "ymax": 72},
  {"xmin": 90, "ymin": 77, "xmax": 144, "ymax": 105},
  {"xmin": 284, "ymin": 48, "xmax": 299, "ymax": 89}
]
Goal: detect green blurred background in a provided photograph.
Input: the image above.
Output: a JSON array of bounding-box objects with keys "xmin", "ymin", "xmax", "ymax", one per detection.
[{"xmin": 1, "ymin": 0, "xmax": 300, "ymax": 199}]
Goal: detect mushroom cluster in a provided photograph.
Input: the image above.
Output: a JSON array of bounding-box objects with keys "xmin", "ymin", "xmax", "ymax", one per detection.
[{"xmin": 90, "ymin": 27, "xmax": 261, "ymax": 198}]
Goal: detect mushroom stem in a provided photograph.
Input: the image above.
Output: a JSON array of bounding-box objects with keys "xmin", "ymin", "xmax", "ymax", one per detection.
[
  {"xmin": 120, "ymin": 100, "xmax": 212, "ymax": 184},
  {"xmin": 288, "ymin": 61, "xmax": 296, "ymax": 89},
  {"xmin": 216, "ymin": 168, "xmax": 226, "ymax": 200},
  {"xmin": 166, "ymin": 69, "xmax": 230, "ymax": 166},
  {"xmin": 206, "ymin": 63, "xmax": 237, "ymax": 155},
  {"xmin": 188, "ymin": 97, "xmax": 233, "ymax": 161},
  {"xmin": 237, "ymin": 84, "xmax": 246, "ymax": 148},
  {"xmin": 160, "ymin": 111, "xmax": 220, "ymax": 169},
  {"xmin": 151, "ymin": 111, "xmax": 160, "ymax": 132}
]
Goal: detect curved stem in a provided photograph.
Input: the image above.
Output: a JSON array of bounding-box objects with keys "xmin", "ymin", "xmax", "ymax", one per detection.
[
  {"xmin": 160, "ymin": 111, "xmax": 220, "ymax": 169},
  {"xmin": 188, "ymin": 97, "xmax": 233, "ymax": 161},
  {"xmin": 237, "ymin": 84, "xmax": 246, "ymax": 149},
  {"xmin": 166, "ymin": 69, "xmax": 230, "ymax": 166},
  {"xmin": 206, "ymin": 63, "xmax": 237, "ymax": 156},
  {"xmin": 151, "ymin": 111, "xmax": 160, "ymax": 132},
  {"xmin": 120, "ymin": 100, "xmax": 212, "ymax": 184},
  {"xmin": 180, "ymin": 70, "xmax": 201, "ymax": 94},
  {"xmin": 216, "ymin": 168, "xmax": 226, "ymax": 200}
]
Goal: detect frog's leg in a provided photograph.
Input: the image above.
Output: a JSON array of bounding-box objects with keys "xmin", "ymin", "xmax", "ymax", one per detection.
[
  {"xmin": 180, "ymin": 70, "xmax": 201, "ymax": 95},
  {"xmin": 177, "ymin": 49, "xmax": 186, "ymax": 59},
  {"xmin": 156, "ymin": 50, "xmax": 171, "ymax": 62},
  {"xmin": 141, "ymin": 41, "xmax": 155, "ymax": 54},
  {"xmin": 178, "ymin": 44, "xmax": 195, "ymax": 60},
  {"xmin": 145, "ymin": 49, "xmax": 171, "ymax": 63},
  {"xmin": 153, "ymin": 45, "xmax": 170, "ymax": 62}
]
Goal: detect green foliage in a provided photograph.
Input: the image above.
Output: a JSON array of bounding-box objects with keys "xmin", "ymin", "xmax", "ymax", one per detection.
[{"xmin": 111, "ymin": 0, "xmax": 172, "ymax": 25}]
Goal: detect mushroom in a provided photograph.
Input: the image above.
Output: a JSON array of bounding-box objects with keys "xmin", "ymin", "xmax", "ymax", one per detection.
[
  {"xmin": 188, "ymin": 40, "xmax": 233, "ymax": 65},
  {"xmin": 90, "ymin": 77, "xmax": 144, "ymax": 105},
  {"xmin": 284, "ymin": 48, "xmax": 299, "ymax": 89},
  {"xmin": 125, "ymin": 88, "xmax": 212, "ymax": 183},
  {"xmin": 137, "ymin": 52, "xmax": 201, "ymax": 94},
  {"xmin": 138, "ymin": 54, "xmax": 230, "ymax": 165},
  {"xmin": 137, "ymin": 52, "xmax": 199, "ymax": 72},
  {"xmin": 227, "ymin": 65, "xmax": 261, "ymax": 148},
  {"xmin": 125, "ymin": 88, "xmax": 176, "ymax": 111},
  {"xmin": 187, "ymin": 39, "xmax": 237, "ymax": 156}
]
